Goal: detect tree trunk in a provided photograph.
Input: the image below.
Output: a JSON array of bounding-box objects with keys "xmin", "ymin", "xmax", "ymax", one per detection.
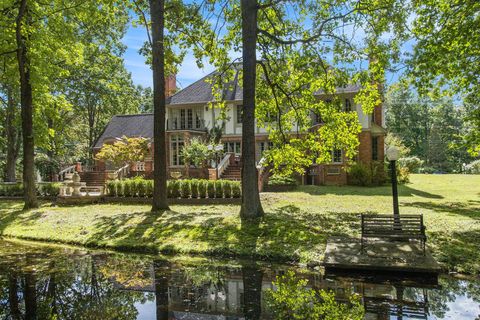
[
  {"xmin": 16, "ymin": 0, "xmax": 38, "ymax": 209},
  {"xmin": 8, "ymin": 273, "xmax": 21, "ymax": 320},
  {"xmin": 242, "ymin": 262, "xmax": 263, "ymax": 320},
  {"xmin": 240, "ymin": 0, "xmax": 263, "ymax": 219},
  {"xmin": 4, "ymin": 86, "xmax": 18, "ymax": 182},
  {"xmin": 150, "ymin": 0, "xmax": 170, "ymax": 212},
  {"xmin": 24, "ymin": 272, "xmax": 37, "ymax": 320},
  {"xmin": 154, "ymin": 260, "xmax": 169, "ymax": 320}
]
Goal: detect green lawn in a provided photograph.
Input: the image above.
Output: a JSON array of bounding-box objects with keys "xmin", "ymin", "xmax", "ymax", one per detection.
[{"xmin": 1, "ymin": 174, "xmax": 479, "ymax": 274}]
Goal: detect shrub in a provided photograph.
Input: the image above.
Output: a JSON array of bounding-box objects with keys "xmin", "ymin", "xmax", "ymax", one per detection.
[
  {"xmin": 398, "ymin": 156, "xmax": 424, "ymax": 173},
  {"xmin": 169, "ymin": 180, "xmax": 181, "ymax": 198},
  {"xmin": 191, "ymin": 179, "xmax": 200, "ymax": 198},
  {"xmin": 268, "ymin": 174, "xmax": 297, "ymax": 186},
  {"xmin": 145, "ymin": 179, "xmax": 154, "ymax": 197},
  {"xmin": 198, "ymin": 180, "xmax": 207, "ymax": 198},
  {"xmin": 115, "ymin": 180, "xmax": 124, "ymax": 197},
  {"xmin": 106, "ymin": 181, "xmax": 116, "ymax": 196},
  {"xmin": 419, "ymin": 166, "xmax": 436, "ymax": 174},
  {"xmin": 207, "ymin": 181, "xmax": 215, "ymax": 198},
  {"xmin": 231, "ymin": 181, "xmax": 241, "ymax": 198},
  {"xmin": 124, "ymin": 179, "xmax": 136, "ymax": 197},
  {"xmin": 464, "ymin": 159, "xmax": 480, "ymax": 174},
  {"xmin": 38, "ymin": 183, "xmax": 61, "ymax": 196},
  {"xmin": 136, "ymin": 179, "xmax": 147, "ymax": 197},
  {"xmin": 371, "ymin": 161, "xmax": 387, "ymax": 186},
  {"xmin": 223, "ymin": 180, "xmax": 232, "ymax": 198},
  {"xmin": 180, "ymin": 179, "xmax": 191, "ymax": 198},
  {"xmin": 347, "ymin": 162, "xmax": 372, "ymax": 186},
  {"xmin": 397, "ymin": 167, "xmax": 410, "ymax": 184},
  {"xmin": 214, "ymin": 180, "xmax": 223, "ymax": 198}
]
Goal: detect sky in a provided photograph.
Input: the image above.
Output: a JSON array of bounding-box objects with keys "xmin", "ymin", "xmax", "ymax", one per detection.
[
  {"xmin": 122, "ymin": 23, "xmax": 217, "ymax": 90},
  {"xmin": 121, "ymin": 20, "xmax": 411, "ymax": 90}
]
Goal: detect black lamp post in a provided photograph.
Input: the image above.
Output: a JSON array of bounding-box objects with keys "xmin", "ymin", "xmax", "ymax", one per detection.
[{"xmin": 387, "ymin": 146, "xmax": 400, "ymax": 225}]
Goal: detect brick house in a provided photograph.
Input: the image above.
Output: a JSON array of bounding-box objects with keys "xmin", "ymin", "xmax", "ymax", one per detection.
[{"xmin": 89, "ymin": 69, "xmax": 385, "ymax": 186}]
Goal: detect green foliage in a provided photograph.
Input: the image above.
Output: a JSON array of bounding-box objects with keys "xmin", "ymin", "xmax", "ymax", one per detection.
[
  {"xmin": 265, "ymin": 271, "xmax": 364, "ymax": 320},
  {"xmin": 207, "ymin": 181, "xmax": 215, "ymax": 198},
  {"xmin": 386, "ymin": 83, "xmax": 473, "ymax": 172},
  {"xmin": 198, "ymin": 180, "xmax": 207, "ymax": 198},
  {"xmin": 34, "ymin": 154, "xmax": 60, "ymax": 182},
  {"xmin": 95, "ymin": 137, "xmax": 150, "ymax": 168},
  {"xmin": 0, "ymin": 183, "xmax": 60, "ymax": 197},
  {"xmin": 231, "ymin": 181, "xmax": 241, "ymax": 198},
  {"xmin": 214, "ymin": 180, "xmax": 223, "ymax": 198},
  {"xmin": 106, "ymin": 181, "xmax": 116, "ymax": 196},
  {"xmin": 268, "ymin": 174, "xmax": 297, "ymax": 186},
  {"xmin": 146, "ymin": 180, "xmax": 154, "ymax": 198},
  {"xmin": 191, "ymin": 179, "xmax": 200, "ymax": 198},
  {"xmin": 123, "ymin": 180, "xmax": 134, "ymax": 197},
  {"xmin": 170, "ymin": 180, "xmax": 181, "ymax": 198},
  {"xmin": 181, "ymin": 138, "xmax": 212, "ymax": 168},
  {"xmin": 180, "ymin": 180, "xmax": 191, "ymax": 198},
  {"xmin": 398, "ymin": 156, "xmax": 424, "ymax": 173},
  {"xmin": 464, "ymin": 160, "xmax": 480, "ymax": 174},
  {"xmin": 223, "ymin": 180, "xmax": 232, "ymax": 198},
  {"xmin": 104, "ymin": 178, "xmax": 243, "ymax": 199},
  {"xmin": 397, "ymin": 167, "xmax": 410, "ymax": 184},
  {"xmin": 347, "ymin": 162, "xmax": 386, "ymax": 187},
  {"xmin": 37, "ymin": 183, "xmax": 61, "ymax": 197}
]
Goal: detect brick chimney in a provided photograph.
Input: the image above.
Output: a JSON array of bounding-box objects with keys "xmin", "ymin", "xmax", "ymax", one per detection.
[{"xmin": 166, "ymin": 74, "xmax": 176, "ymax": 97}]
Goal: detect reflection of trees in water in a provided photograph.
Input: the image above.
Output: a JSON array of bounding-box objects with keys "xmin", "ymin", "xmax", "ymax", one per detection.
[
  {"xmin": 242, "ymin": 262, "xmax": 263, "ymax": 320},
  {"xmin": 0, "ymin": 253, "xmax": 146, "ymax": 320},
  {"xmin": 427, "ymin": 276, "xmax": 480, "ymax": 319}
]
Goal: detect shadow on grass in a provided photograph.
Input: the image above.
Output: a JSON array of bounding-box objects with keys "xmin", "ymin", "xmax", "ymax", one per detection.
[
  {"xmin": 296, "ymin": 184, "xmax": 443, "ymax": 199},
  {"xmin": 429, "ymin": 229, "xmax": 480, "ymax": 274},
  {"xmin": 79, "ymin": 204, "xmax": 362, "ymax": 263},
  {"xmin": 406, "ymin": 200, "xmax": 480, "ymax": 219}
]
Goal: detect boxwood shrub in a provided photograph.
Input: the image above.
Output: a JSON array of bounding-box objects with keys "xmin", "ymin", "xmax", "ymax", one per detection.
[
  {"xmin": 103, "ymin": 178, "xmax": 241, "ymax": 199},
  {"xmin": 0, "ymin": 182, "xmax": 61, "ymax": 197}
]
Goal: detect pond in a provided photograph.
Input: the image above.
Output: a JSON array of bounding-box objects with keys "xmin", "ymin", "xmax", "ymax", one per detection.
[{"xmin": 0, "ymin": 239, "xmax": 478, "ymax": 319}]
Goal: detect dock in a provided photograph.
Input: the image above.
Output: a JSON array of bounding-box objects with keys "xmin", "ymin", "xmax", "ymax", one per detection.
[{"xmin": 323, "ymin": 237, "xmax": 441, "ymax": 274}]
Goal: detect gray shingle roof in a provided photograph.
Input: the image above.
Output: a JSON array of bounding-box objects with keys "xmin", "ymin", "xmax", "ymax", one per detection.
[
  {"xmin": 93, "ymin": 114, "xmax": 153, "ymax": 149},
  {"xmin": 167, "ymin": 68, "xmax": 242, "ymax": 105}
]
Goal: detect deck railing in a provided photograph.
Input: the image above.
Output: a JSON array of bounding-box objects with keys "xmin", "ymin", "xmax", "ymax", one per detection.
[
  {"xmin": 114, "ymin": 164, "xmax": 130, "ymax": 180},
  {"xmin": 217, "ymin": 153, "xmax": 232, "ymax": 178}
]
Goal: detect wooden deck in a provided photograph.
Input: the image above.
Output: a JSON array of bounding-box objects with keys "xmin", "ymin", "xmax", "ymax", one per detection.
[{"xmin": 323, "ymin": 237, "xmax": 441, "ymax": 274}]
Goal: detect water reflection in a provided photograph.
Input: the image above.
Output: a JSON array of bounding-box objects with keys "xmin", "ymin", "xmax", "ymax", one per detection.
[{"xmin": 0, "ymin": 240, "xmax": 479, "ymax": 319}]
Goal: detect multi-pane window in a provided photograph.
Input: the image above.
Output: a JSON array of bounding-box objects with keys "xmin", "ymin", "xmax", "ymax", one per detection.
[
  {"xmin": 372, "ymin": 136, "xmax": 378, "ymax": 161},
  {"xmin": 237, "ymin": 105, "xmax": 243, "ymax": 124},
  {"xmin": 224, "ymin": 142, "xmax": 241, "ymax": 155},
  {"xmin": 345, "ymin": 98, "xmax": 352, "ymax": 112},
  {"xmin": 187, "ymin": 109, "xmax": 193, "ymax": 128},
  {"xmin": 170, "ymin": 135, "xmax": 184, "ymax": 166},
  {"xmin": 180, "ymin": 109, "xmax": 186, "ymax": 129},
  {"xmin": 332, "ymin": 149, "xmax": 342, "ymax": 163},
  {"xmin": 170, "ymin": 108, "xmax": 203, "ymax": 130}
]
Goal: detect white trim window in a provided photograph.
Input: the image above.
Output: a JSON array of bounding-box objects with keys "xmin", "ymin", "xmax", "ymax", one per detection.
[
  {"xmin": 224, "ymin": 142, "xmax": 241, "ymax": 155},
  {"xmin": 170, "ymin": 135, "xmax": 185, "ymax": 166}
]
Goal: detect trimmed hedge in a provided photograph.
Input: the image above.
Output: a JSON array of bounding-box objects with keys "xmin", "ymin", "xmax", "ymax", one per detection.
[
  {"xmin": 0, "ymin": 182, "xmax": 61, "ymax": 197},
  {"xmin": 106, "ymin": 178, "xmax": 241, "ymax": 199}
]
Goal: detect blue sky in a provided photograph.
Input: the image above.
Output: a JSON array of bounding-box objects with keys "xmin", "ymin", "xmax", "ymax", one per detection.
[
  {"xmin": 122, "ymin": 21, "xmax": 410, "ymax": 89},
  {"xmin": 122, "ymin": 23, "xmax": 217, "ymax": 89}
]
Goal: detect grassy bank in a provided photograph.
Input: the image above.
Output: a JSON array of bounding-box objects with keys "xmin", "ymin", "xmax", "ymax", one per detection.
[{"xmin": 1, "ymin": 174, "xmax": 479, "ymax": 274}]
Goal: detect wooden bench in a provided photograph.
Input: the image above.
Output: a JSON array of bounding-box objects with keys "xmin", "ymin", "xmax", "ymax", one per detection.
[{"xmin": 361, "ymin": 214, "xmax": 427, "ymax": 255}]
